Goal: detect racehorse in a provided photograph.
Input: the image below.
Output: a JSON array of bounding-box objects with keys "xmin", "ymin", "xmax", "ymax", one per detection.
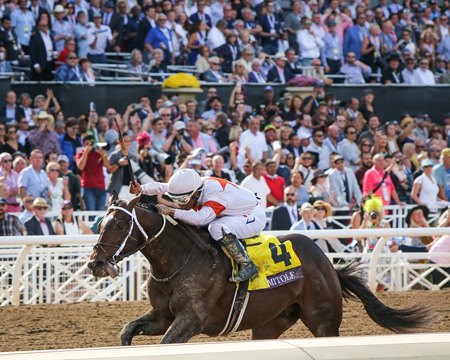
[{"xmin": 87, "ymin": 194, "xmax": 432, "ymax": 345}]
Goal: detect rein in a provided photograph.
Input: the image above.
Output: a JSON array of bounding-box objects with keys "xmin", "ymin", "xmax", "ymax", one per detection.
[{"xmin": 104, "ymin": 205, "xmax": 167, "ymax": 262}]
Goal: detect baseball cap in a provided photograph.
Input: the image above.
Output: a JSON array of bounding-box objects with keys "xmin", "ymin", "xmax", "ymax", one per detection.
[
  {"xmin": 333, "ymin": 154, "xmax": 344, "ymax": 162},
  {"xmin": 298, "ymin": 129, "xmax": 312, "ymax": 140},
  {"xmin": 57, "ymin": 155, "xmax": 69, "ymax": 163},
  {"xmin": 300, "ymin": 202, "xmax": 314, "ymax": 213},
  {"xmin": 0, "ymin": 198, "xmax": 7, "ymax": 205},
  {"xmin": 264, "ymin": 85, "xmax": 274, "ymax": 92},
  {"xmin": 173, "ymin": 121, "xmax": 186, "ymax": 131},
  {"xmin": 105, "ymin": 1, "xmax": 114, "ymax": 8}
]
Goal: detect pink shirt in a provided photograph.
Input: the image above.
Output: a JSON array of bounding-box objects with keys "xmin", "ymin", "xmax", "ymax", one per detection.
[{"xmin": 362, "ymin": 167, "xmax": 395, "ymax": 206}]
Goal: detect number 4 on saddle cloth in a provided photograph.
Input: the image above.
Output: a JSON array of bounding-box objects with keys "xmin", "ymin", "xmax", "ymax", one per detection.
[
  {"xmin": 225, "ymin": 234, "xmax": 303, "ymax": 291},
  {"xmin": 219, "ymin": 234, "xmax": 302, "ymax": 336}
]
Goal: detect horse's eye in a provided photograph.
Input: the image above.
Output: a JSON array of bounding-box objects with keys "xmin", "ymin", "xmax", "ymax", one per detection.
[{"xmin": 116, "ymin": 222, "xmax": 126, "ymax": 231}]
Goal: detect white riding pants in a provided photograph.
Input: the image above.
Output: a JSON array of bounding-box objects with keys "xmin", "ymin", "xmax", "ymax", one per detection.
[{"xmin": 208, "ymin": 205, "xmax": 266, "ymax": 241}]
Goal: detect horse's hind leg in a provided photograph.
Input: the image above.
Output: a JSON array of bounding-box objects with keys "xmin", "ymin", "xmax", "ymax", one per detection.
[
  {"xmin": 120, "ymin": 309, "xmax": 171, "ymax": 346},
  {"xmin": 252, "ymin": 304, "xmax": 301, "ymax": 340},
  {"xmin": 298, "ymin": 280, "xmax": 342, "ymax": 337}
]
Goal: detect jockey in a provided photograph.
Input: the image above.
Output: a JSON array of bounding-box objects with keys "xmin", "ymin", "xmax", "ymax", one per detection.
[{"xmin": 129, "ymin": 169, "xmax": 266, "ymax": 282}]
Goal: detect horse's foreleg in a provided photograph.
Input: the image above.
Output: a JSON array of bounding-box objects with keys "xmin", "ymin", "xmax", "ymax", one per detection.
[
  {"xmin": 159, "ymin": 312, "xmax": 204, "ymax": 344},
  {"xmin": 120, "ymin": 309, "xmax": 171, "ymax": 346}
]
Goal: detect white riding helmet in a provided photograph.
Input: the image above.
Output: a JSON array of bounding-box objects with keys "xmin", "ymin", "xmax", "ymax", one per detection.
[{"xmin": 167, "ymin": 169, "xmax": 203, "ymax": 204}]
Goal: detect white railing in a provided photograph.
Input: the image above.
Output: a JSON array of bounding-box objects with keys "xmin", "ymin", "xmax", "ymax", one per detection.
[
  {"xmin": 1, "ymin": 227, "xmax": 450, "ymax": 306},
  {"xmin": 11, "ymin": 204, "xmax": 447, "ymax": 230}
]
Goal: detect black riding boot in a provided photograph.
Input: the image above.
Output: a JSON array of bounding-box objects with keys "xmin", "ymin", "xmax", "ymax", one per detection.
[{"xmin": 220, "ymin": 232, "xmax": 258, "ymax": 283}]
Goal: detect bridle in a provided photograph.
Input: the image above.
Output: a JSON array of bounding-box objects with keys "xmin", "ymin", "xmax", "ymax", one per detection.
[
  {"xmin": 94, "ymin": 203, "xmax": 195, "ymax": 283},
  {"xmin": 94, "ymin": 204, "xmax": 167, "ymax": 266}
]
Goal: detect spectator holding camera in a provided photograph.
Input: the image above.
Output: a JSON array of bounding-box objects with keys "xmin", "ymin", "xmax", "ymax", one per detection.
[{"xmin": 76, "ymin": 134, "xmax": 110, "ymax": 210}]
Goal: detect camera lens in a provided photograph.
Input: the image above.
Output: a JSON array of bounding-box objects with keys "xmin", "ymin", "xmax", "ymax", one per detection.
[{"xmin": 370, "ymin": 212, "xmax": 378, "ymax": 220}]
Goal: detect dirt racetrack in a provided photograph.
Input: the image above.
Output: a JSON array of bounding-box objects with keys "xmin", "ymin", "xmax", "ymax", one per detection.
[{"xmin": 1, "ymin": 290, "xmax": 450, "ymax": 352}]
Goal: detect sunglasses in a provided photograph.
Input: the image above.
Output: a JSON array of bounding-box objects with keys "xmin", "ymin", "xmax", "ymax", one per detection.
[
  {"xmin": 2, "ymin": 159, "xmax": 12, "ymax": 163},
  {"xmin": 285, "ymin": 193, "xmax": 296, "ymax": 196},
  {"xmin": 315, "ymin": 207, "xmax": 326, "ymax": 211},
  {"xmin": 34, "ymin": 206, "xmax": 48, "ymax": 211},
  {"xmin": 347, "ymin": 131, "xmax": 357, "ymax": 135},
  {"xmin": 49, "ymin": 169, "xmax": 59, "ymax": 172},
  {"xmin": 303, "ymin": 157, "xmax": 312, "ymax": 160},
  {"xmin": 62, "ymin": 207, "xmax": 73, "ymax": 210}
]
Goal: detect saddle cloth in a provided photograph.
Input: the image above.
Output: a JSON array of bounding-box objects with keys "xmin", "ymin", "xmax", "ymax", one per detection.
[{"xmin": 240, "ymin": 234, "xmax": 303, "ymax": 291}]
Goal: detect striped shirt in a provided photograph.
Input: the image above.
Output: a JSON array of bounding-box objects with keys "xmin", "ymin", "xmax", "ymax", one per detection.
[{"xmin": 0, "ymin": 214, "xmax": 22, "ymax": 236}]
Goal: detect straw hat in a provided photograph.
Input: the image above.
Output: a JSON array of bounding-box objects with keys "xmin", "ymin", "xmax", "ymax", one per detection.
[
  {"xmin": 313, "ymin": 200, "xmax": 333, "ymax": 218},
  {"xmin": 300, "ymin": 202, "xmax": 314, "ymax": 214},
  {"xmin": 34, "ymin": 111, "xmax": 55, "ymax": 129},
  {"xmin": 32, "ymin": 197, "xmax": 49, "ymax": 209}
]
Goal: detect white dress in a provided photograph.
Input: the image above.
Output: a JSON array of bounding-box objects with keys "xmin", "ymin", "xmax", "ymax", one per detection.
[
  {"xmin": 48, "ymin": 178, "xmax": 64, "ymax": 211},
  {"xmin": 414, "ymin": 173, "xmax": 439, "ymax": 207}
]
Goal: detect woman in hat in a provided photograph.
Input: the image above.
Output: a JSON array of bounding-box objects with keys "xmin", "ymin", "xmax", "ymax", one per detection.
[
  {"xmin": 411, "ymin": 158, "xmax": 442, "ymax": 207},
  {"xmin": 312, "ymin": 200, "xmax": 343, "ymax": 254},
  {"xmin": 309, "ymin": 169, "xmax": 334, "ymax": 204},
  {"xmin": 54, "ymin": 199, "xmax": 92, "ymax": 235},
  {"xmin": 404, "ymin": 204, "xmax": 433, "ymax": 248}
]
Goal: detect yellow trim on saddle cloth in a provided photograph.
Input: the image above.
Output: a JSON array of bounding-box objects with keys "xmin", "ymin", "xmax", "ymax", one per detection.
[{"xmin": 230, "ymin": 234, "xmax": 302, "ymax": 291}]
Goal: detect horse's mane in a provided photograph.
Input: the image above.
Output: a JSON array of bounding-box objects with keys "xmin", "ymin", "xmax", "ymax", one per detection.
[{"xmin": 120, "ymin": 195, "xmax": 215, "ymax": 248}]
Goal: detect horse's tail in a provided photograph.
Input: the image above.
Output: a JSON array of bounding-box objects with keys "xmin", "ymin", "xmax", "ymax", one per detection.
[{"xmin": 336, "ymin": 261, "xmax": 433, "ymax": 333}]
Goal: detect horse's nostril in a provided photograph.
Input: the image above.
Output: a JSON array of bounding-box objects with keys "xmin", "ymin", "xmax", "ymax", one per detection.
[{"xmin": 88, "ymin": 260, "xmax": 105, "ymax": 270}]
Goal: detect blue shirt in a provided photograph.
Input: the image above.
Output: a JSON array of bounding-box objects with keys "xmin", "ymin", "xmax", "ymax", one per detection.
[
  {"xmin": 432, "ymin": 163, "xmax": 450, "ymax": 200},
  {"xmin": 18, "ymin": 165, "xmax": 51, "ymax": 198},
  {"xmin": 11, "ymin": 9, "xmax": 35, "ymax": 46},
  {"xmin": 438, "ymin": 36, "xmax": 450, "ymax": 61},
  {"xmin": 321, "ymin": 32, "xmax": 343, "ymax": 66}
]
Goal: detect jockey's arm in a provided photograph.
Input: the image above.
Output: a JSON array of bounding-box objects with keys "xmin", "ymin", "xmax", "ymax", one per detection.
[
  {"xmin": 141, "ymin": 182, "xmax": 169, "ymax": 196},
  {"xmin": 174, "ymin": 205, "xmax": 217, "ymax": 226}
]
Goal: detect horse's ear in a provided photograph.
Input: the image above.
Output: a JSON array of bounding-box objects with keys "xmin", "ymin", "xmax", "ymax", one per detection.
[
  {"xmin": 128, "ymin": 194, "xmax": 141, "ymax": 208},
  {"xmin": 109, "ymin": 191, "xmax": 119, "ymax": 205}
]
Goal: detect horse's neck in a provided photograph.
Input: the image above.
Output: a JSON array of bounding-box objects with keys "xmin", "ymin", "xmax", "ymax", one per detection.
[{"xmin": 140, "ymin": 218, "xmax": 196, "ymax": 276}]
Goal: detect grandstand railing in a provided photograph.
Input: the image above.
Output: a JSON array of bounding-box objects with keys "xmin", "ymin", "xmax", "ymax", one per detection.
[{"xmin": 1, "ymin": 227, "xmax": 450, "ymax": 306}]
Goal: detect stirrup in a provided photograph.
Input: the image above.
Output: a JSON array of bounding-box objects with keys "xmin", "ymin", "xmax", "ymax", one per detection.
[{"xmin": 229, "ymin": 262, "xmax": 258, "ymax": 283}]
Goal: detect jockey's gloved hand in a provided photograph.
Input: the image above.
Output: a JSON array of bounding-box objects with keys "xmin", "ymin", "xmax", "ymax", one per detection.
[
  {"xmin": 129, "ymin": 180, "xmax": 142, "ymax": 194},
  {"xmin": 156, "ymin": 204, "xmax": 175, "ymax": 216}
]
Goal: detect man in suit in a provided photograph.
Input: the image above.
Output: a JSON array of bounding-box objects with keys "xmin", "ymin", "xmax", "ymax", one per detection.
[
  {"xmin": 271, "ymin": 186, "xmax": 299, "ymax": 230},
  {"xmin": 382, "ymin": 52, "xmax": 404, "ymax": 84},
  {"xmin": 0, "ymin": 15, "xmax": 22, "ymax": 63},
  {"xmin": 103, "ymin": 0, "xmax": 123, "ymax": 52},
  {"xmin": 328, "ymin": 154, "xmax": 362, "ymax": 208},
  {"xmin": 290, "ymin": 202, "xmax": 320, "ymax": 231},
  {"xmin": 267, "ymin": 52, "xmax": 294, "ymax": 84},
  {"xmin": 248, "ymin": 58, "xmax": 266, "ymax": 83},
  {"xmin": 259, "ymin": 0, "xmax": 283, "ymax": 55},
  {"xmin": 189, "ymin": 1, "xmax": 212, "ymax": 29},
  {"xmin": 137, "ymin": 5, "xmax": 155, "ymax": 51},
  {"xmin": 29, "ymin": 16, "xmax": 54, "ymax": 81},
  {"xmin": 203, "ymin": 56, "xmax": 229, "ymax": 82},
  {"xmin": 0, "ymin": 89, "xmax": 25, "ymax": 124},
  {"xmin": 144, "ymin": 13, "xmax": 173, "ymax": 63},
  {"xmin": 24, "ymin": 197, "xmax": 55, "ymax": 235},
  {"xmin": 28, "ymin": 0, "xmax": 46, "ymax": 21},
  {"xmin": 343, "ymin": 12, "xmax": 368, "ymax": 59}
]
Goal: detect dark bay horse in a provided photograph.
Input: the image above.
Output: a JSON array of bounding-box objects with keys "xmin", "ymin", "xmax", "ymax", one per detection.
[{"xmin": 87, "ymin": 194, "xmax": 431, "ymax": 345}]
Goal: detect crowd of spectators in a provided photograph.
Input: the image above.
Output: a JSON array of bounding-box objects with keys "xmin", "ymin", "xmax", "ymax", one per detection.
[{"xmin": 0, "ymin": 0, "xmax": 450, "ymax": 83}]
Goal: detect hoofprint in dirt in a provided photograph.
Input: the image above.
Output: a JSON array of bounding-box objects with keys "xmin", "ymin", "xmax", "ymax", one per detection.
[{"xmin": 1, "ymin": 290, "xmax": 449, "ymax": 352}]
